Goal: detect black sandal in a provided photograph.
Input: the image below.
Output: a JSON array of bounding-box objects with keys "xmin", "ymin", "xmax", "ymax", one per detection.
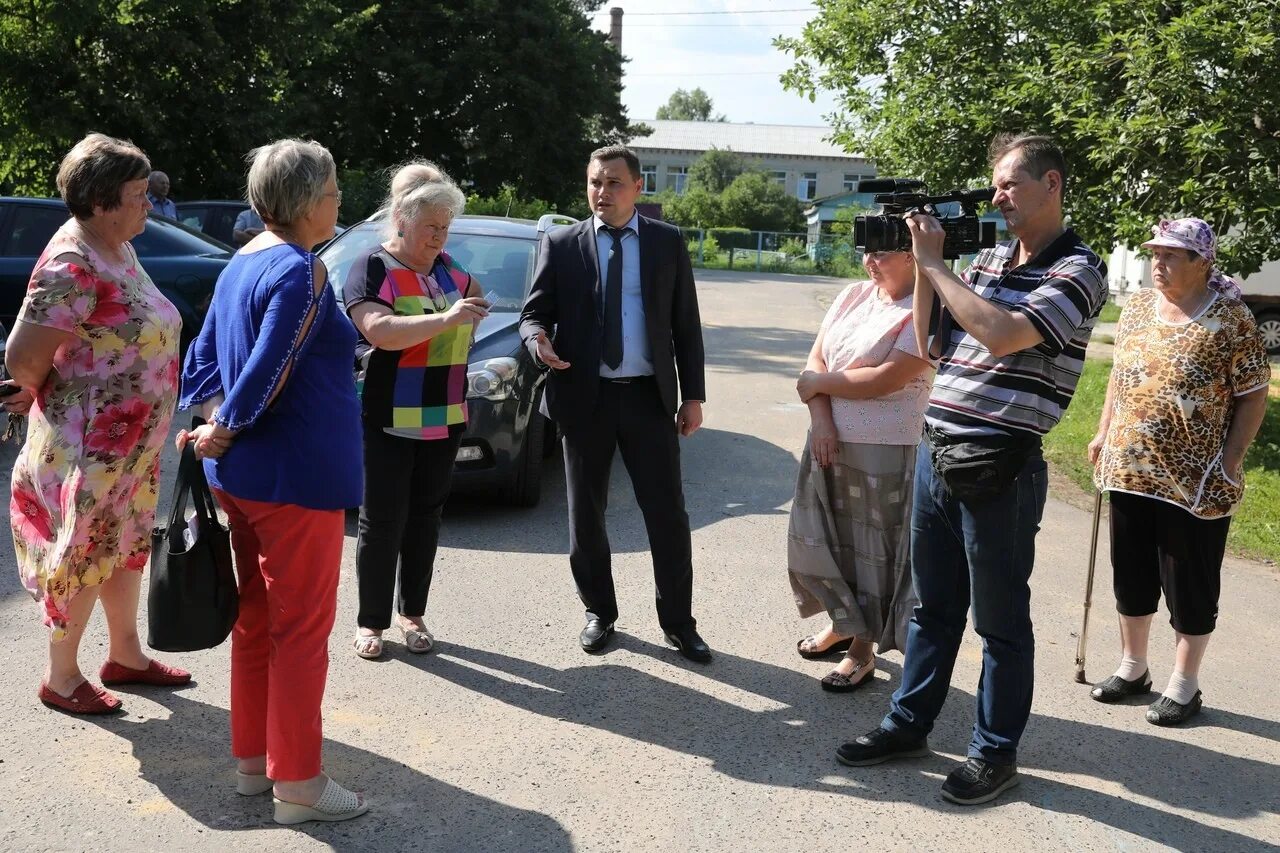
[
  {"xmin": 1146, "ymin": 691, "xmax": 1202, "ymax": 726},
  {"xmin": 821, "ymin": 659, "xmax": 875, "ymax": 693},
  {"xmin": 1090, "ymin": 670, "xmax": 1153, "ymax": 703},
  {"xmin": 797, "ymin": 635, "xmax": 854, "ymax": 660}
]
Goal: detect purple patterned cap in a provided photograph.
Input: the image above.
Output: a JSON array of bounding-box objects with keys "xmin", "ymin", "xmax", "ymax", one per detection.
[
  {"xmin": 1142, "ymin": 217, "xmax": 1241, "ymax": 298},
  {"xmin": 1141, "ymin": 217, "xmax": 1218, "ymax": 261}
]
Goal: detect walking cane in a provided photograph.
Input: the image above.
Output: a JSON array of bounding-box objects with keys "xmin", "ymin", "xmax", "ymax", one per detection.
[{"xmin": 1073, "ymin": 489, "xmax": 1104, "ymax": 684}]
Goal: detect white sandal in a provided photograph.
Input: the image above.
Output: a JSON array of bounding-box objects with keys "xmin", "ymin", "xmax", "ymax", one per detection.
[
  {"xmin": 273, "ymin": 777, "xmax": 368, "ymax": 825},
  {"xmin": 353, "ymin": 632, "xmax": 383, "ymax": 660},
  {"xmin": 398, "ymin": 622, "xmax": 433, "ymax": 654},
  {"xmin": 235, "ymin": 770, "xmax": 273, "ymax": 796}
]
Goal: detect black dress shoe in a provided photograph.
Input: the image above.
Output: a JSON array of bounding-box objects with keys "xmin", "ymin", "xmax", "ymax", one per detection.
[
  {"xmin": 835, "ymin": 726, "xmax": 930, "ymax": 766},
  {"xmin": 664, "ymin": 627, "xmax": 712, "ymax": 663},
  {"xmin": 940, "ymin": 758, "xmax": 1020, "ymax": 805},
  {"xmin": 579, "ymin": 619, "xmax": 615, "ymax": 653},
  {"xmin": 1090, "ymin": 670, "xmax": 1153, "ymax": 703}
]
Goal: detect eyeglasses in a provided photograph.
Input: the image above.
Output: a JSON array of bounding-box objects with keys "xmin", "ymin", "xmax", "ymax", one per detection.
[
  {"xmin": 419, "ymin": 222, "xmax": 451, "ymax": 238},
  {"xmin": 324, "ymin": 190, "xmax": 343, "ymax": 205}
]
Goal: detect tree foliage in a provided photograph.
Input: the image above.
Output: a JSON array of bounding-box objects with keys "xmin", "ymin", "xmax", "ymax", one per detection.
[
  {"xmin": 778, "ymin": 0, "xmax": 1280, "ymax": 274},
  {"xmin": 0, "ymin": 0, "xmax": 635, "ymax": 212},
  {"xmin": 655, "ymin": 87, "xmax": 726, "ymax": 122},
  {"xmin": 688, "ymin": 147, "xmax": 747, "ymax": 194},
  {"xmin": 658, "ymin": 169, "xmax": 804, "ymax": 233}
]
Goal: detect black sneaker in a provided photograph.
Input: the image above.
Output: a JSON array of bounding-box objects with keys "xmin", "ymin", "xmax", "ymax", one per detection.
[
  {"xmin": 1146, "ymin": 691, "xmax": 1202, "ymax": 726},
  {"xmin": 835, "ymin": 727, "xmax": 930, "ymax": 766},
  {"xmin": 940, "ymin": 758, "xmax": 1020, "ymax": 805}
]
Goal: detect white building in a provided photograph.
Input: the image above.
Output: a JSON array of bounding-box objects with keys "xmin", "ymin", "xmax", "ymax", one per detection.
[{"xmin": 628, "ymin": 120, "xmax": 875, "ymax": 202}]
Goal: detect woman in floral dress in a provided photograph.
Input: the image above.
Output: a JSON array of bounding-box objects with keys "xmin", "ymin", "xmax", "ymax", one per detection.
[{"xmin": 7, "ymin": 133, "xmax": 191, "ymax": 715}]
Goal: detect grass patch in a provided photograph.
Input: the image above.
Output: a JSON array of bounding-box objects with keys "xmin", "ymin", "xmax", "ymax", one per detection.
[
  {"xmin": 1098, "ymin": 301, "xmax": 1122, "ymax": 323},
  {"xmin": 1044, "ymin": 359, "xmax": 1280, "ymax": 563}
]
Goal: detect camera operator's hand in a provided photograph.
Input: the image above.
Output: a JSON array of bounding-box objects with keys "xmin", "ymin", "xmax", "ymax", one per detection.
[{"xmin": 905, "ymin": 211, "xmax": 946, "ymax": 266}]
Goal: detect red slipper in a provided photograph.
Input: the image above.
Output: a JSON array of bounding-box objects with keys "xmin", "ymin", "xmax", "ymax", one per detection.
[
  {"xmin": 99, "ymin": 659, "xmax": 192, "ymax": 687},
  {"xmin": 38, "ymin": 681, "xmax": 123, "ymax": 714}
]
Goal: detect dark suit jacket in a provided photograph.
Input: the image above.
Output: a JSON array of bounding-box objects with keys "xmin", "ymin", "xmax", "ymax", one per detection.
[{"xmin": 519, "ymin": 215, "xmax": 706, "ymax": 426}]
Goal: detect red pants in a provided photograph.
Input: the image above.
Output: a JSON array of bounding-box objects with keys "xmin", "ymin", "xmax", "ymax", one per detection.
[{"xmin": 215, "ymin": 489, "xmax": 344, "ymax": 781}]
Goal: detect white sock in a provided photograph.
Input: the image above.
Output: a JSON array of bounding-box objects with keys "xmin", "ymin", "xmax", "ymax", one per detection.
[
  {"xmin": 1113, "ymin": 655, "xmax": 1148, "ymax": 682},
  {"xmin": 1163, "ymin": 671, "xmax": 1199, "ymax": 705}
]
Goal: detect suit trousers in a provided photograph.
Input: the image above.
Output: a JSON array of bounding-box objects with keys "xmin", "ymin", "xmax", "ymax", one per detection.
[
  {"xmin": 356, "ymin": 427, "xmax": 463, "ymax": 630},
  {"xmin": 214, "ymin": 489, "xmax": 344, "ymax": 782},
  {"xmin": 561, "ymin": 376, "xmax": 695, "ymax": 632}
]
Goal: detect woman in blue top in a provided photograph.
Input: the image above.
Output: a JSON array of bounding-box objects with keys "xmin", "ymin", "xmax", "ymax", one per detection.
[{"xmin": 179, "ymin": 139, "xmax": 367, "ymax": 826}]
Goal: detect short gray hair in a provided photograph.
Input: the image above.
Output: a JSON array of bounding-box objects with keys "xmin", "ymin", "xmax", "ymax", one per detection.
[
  {"xmin": 57, "ymin": 133, "xmax": 151, "ymax": 220},
  {"xmin": 245, "ymin": 139, "xmax": 336, "ymax": 227},
  {"xmin": 384, "ymin": 159, "xmax": 466, "ymax": 239}
]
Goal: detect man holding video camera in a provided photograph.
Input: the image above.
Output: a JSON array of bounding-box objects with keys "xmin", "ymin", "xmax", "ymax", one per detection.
[{"xmin": 836, "ymin": 135, "xmax": 1107, "ymax": 805}]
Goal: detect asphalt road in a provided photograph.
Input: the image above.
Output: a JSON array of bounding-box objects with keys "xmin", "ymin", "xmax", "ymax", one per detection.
[{"xmin": 0, "ymin": 268, "xmax": 1276, "ymax": 852}]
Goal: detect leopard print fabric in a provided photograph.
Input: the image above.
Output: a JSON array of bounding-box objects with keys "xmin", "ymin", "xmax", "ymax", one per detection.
[{"xmin": 1094, "ymin": 287, "xmax": 1271, "ymax": 518}]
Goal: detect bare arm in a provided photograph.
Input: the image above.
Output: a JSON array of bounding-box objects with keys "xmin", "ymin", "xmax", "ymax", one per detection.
[
  {"xmin": 798, "ymin": 325, "xmax": 838, "ymax": 467},
  {"xmin": 4, "ymin": 320, "xmax": 75, "ymax": 388},
  {"xmin": 1222, "ymin": 387, "xmax": 1268, "ymax": 477},
  {"xmin": 349, "ymin": 297, "xmax": 486, "ymax": 352},
  {"xmin": 913, "ymin": 264, "xmax": 936, "ymax": 361},
  {"xmin": 1087, "ymin": 368, "xmax": 1119, "ymax": 464},
  {"xmin": 804, "ymin": 348, "xmax": 931, "ymax": 402}
]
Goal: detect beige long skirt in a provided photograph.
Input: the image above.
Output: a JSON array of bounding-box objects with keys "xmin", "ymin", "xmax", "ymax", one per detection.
[{"xmin": 786, "ymin": 438, "xmax": 918, "ymax": 653}]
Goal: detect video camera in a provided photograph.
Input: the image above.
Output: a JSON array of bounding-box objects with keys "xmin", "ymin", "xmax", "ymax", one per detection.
[{"xmin": 854, "ymin": 179, "xmax": 998, "ymax": 259}]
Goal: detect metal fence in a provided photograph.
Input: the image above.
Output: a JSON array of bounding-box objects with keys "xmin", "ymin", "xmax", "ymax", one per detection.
[{"xmin": 679, "ymin": 228, "xmax": 866, "ymax": 278}]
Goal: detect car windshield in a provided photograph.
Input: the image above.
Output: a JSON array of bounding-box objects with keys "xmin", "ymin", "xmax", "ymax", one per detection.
[
  {"xmin": 321, "ymin": 220, "xmax": 534, "ymax": 312},
  {"xmin": 131, "ymin": 216, "xmax": 233, "ymax": 257}
]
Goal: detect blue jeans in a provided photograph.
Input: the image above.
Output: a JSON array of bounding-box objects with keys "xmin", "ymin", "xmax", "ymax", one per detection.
[{"xmin": 881, "ymin": 439, "xmax": 1048, "ymax": 765}]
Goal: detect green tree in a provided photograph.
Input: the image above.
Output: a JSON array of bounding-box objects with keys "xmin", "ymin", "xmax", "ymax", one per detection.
[
  {"xmin": 778, "ymin": 0, "xmax": 1280, "ymax": 274},
  {"xmin": 688, "ymin": 147, "xmax": 747, "ymax": 194},
  {"xmin": 655, "ymin": 87, "xmax": 726, "ymax": 122},
  {"xmin": 719, "ymin": 171, "xmax": 805, "ymax": 232},
  {"xmin": 0, "ymin": 0, "xmax": 635, "ymax": 213},
  {"xmin": 655, "ymin": 187, "xmax": 724, "ymax": 228}
]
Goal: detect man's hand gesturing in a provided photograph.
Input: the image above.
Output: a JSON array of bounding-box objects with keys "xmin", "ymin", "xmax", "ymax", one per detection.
[{"xmin": 535, "ymin": 331, "xmax": 571, "ymax": 370}]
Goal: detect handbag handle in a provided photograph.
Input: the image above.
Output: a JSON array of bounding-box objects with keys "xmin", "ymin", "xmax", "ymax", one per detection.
[{"xmin": 166, "ymin": 416, "xmax": 221, "ymax": 533}]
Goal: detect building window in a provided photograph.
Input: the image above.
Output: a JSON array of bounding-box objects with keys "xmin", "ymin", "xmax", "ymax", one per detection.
[
  {"xmin": 668, "ymin": 165, "xmax": 689, "ymax": 195},
  {"xmin": 798, "ymin": 172, "xmax": 818, "ymax": 201},
  {"xmin": 843, "ymin": 173, "xmax": 860, "ymax": 192},
  {"xmin": 641, "ymin": 164, "xmax": 657, "ymax": 195},
  {"xmin": 771, "ymin": 170, "xmax": 787, "ymax": 187}
]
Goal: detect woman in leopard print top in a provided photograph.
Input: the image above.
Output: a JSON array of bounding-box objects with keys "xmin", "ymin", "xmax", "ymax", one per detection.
[{"xmin": 1086, "ymin": 218, "xmax": 1270, "ymax": 726}]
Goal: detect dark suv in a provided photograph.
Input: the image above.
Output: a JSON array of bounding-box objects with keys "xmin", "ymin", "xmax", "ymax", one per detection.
[
  {"xmin": 0, "ymin": 197, "xmax": 232, "ymax": 350},
  {"xmin": 320, "ymin": 213, "xmax": 573, "ymax": 506}
]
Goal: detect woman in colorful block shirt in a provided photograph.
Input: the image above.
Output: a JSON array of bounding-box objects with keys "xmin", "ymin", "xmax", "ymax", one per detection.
[
  {"xmin": 341, "ymin": 162, "xmax": 490, "ymax": 660},
  {"xmin": 788, "ymin": 248, "xmax": 933, "ymax": 691},
  {"xmin": 1088, "ymin": 218, "xmax": 1270, "ymax": 726},
  {"xmin": 8, "ymin": 133, "xmax": 190, "ymax": 715}
]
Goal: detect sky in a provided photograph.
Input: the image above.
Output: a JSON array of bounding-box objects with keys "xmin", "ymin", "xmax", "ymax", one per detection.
[{"xmin": 589, "ymin": 1, "xmax": 843, "ymax": 127}]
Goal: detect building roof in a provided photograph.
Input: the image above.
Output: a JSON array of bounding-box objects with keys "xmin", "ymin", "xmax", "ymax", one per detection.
[{"xmin": 629, "ymin": 120, "xmax": 864, "ymax": 161}]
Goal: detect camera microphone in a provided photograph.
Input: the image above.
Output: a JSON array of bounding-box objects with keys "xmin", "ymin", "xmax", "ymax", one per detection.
[{"xmin": 857, "ymin": 178, "xmax": 926, "ymax": 194}]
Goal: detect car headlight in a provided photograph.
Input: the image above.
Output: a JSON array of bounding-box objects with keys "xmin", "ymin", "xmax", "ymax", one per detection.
[{"xmin": 466, "ymin": 357, "xmax": 519, "ymax": 401}]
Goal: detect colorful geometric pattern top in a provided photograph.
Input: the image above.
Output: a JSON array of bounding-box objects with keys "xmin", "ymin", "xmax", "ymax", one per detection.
[{"xmin": 340, "ymin": 246, "xmax": 476, "ymax": 440}]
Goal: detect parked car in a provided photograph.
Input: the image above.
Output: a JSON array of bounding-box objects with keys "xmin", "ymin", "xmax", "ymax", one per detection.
[
  {"xmin": 176, "ymin": 199, "xmax": 347, "ymax": 250},
  {"xmin": 0, "ymin": 197, "xmax": 232, "ymax": 352},
  {"xmin": 175, "ymin": 199, "xmax": 248, "ymax": 247},
  {"xmin": 319, "ymin": 212, "xmax": 574, "ymax": 506}
]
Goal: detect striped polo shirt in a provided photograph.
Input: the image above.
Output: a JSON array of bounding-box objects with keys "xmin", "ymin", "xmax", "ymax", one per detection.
[{"xmin": 926, "ymin": 229, "xmax": 1107, "ymax": 438}]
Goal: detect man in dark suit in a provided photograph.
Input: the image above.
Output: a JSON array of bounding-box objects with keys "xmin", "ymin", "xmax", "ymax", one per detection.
[{"xmin": 519, "ymin": 145, "xmax": 711, "ymax": 663}]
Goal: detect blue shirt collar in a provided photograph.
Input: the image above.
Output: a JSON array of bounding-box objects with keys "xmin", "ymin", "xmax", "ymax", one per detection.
[{"xmin": 593, "ymin": 210, "xmax": 639, "ymax": 235}]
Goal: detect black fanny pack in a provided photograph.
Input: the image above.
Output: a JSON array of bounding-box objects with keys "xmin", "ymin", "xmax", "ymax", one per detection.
[{"xmin": 926, "ymin": 423, "xmax": 1040, "ymax": 501}]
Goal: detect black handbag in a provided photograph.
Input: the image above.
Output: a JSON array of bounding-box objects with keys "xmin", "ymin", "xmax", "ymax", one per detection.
[{"xmin": 147, "ymin": 424, "xmax": 238, "ymax": 652}]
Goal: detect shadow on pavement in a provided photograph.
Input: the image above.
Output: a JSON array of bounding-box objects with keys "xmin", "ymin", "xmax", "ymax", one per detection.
[
  {"xmin": 409, "ymin": 639, "xmax": 1277, "ymax": 852},
  {"xmin": 702, "ymin": 323, "xmax": 817, "ymax": 379},
  {"xmin": 84, "ymin": 690, "xmax": 572, "ymax": 852},
  {"xmin": 438, "ymin": 426, "xmax": 797, "ymax": 555}
]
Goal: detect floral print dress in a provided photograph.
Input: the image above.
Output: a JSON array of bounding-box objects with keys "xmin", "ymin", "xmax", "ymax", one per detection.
[{"xmin": 10, "ymin": 225, "xmax": 181, "ymax": 640}]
